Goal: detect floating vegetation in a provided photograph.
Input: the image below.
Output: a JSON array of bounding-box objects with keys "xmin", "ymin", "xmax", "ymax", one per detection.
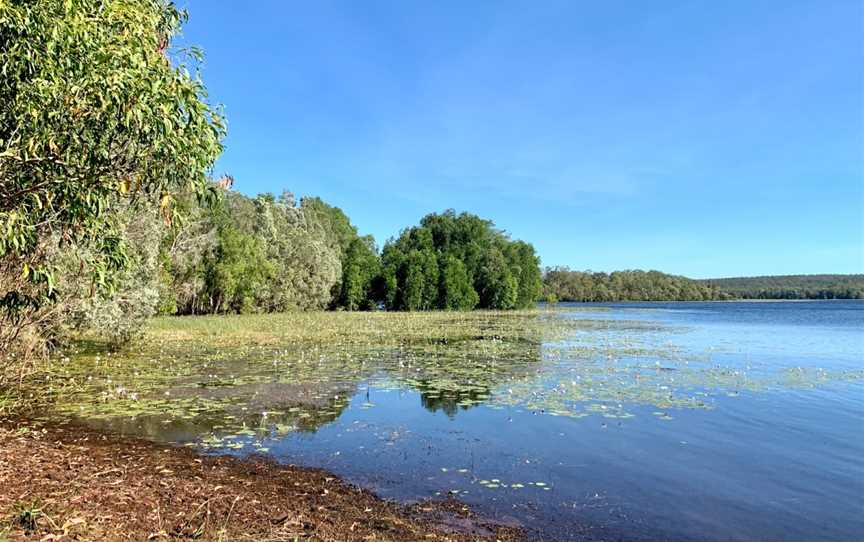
[
  {"xmin": 38, "ymin": 309, "xmax": 864, "ymax": 450},
  {"xmin": 475, "ymin": 478, "xmax": 550, "ymax": 491}
]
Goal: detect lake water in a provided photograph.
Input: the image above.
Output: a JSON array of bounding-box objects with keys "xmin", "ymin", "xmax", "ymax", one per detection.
[{"xmin": 55, "ymin": 301, "xmax": 864, "ymax": 541}]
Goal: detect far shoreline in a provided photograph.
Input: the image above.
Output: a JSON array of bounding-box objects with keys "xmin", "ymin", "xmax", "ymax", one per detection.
[{"xmin": 548, "ymin": 298, "xmax": 862, "ymax": 304}]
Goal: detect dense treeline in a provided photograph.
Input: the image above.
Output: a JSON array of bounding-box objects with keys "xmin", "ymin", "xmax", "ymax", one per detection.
[
  {"xmin": 542, "ymin": 268, "xmax": 726, "ymax": 302},
  {"xmin": 543, "ymin": 270, "xmax": 864, "ymax": 302},
  {"xmin": 379, "ymin": 211, "xmax": 542, "ymax": 310},
  {"xmin": 2, "ymin": 174, "xmax": 544, "ymax": 359},
  {"xmin": 161, "ymin": 187, "xmax": 358, "ymax": 315},
  {"xmin": 4, "ymin": 173, "xmax": 545, "ymax": 351},
  {"xmin": 161, "ymin": 197, "xmax": 541, "ymax": 315},
  {"xmin": 699, "ymin": 275, "xmax": 864, "ymax": 300}
]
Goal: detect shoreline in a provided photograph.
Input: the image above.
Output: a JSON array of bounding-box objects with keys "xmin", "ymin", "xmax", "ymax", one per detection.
[
  {"xmin": 552, "ymin": 298, "xmax": 861, "ymax": 303},
  {"xmin": 0, "ymin": 419, "xmax": 524, "ymax": 542}
]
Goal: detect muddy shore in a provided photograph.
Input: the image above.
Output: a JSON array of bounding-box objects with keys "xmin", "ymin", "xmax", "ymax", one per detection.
[{"xmin": 0, "ymin": 420, "xmax": 524, "ymax": 541}]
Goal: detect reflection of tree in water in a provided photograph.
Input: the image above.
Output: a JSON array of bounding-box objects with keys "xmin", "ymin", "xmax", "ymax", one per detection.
[
  {"xmin": 389, "ymin": 341, "xmax": 546, "ymax": 418},
  {"xmin": 417, "ymin": 380, "xmax": 491, "ymax": 418},
  {"xmin": 68, "ymin": 379, "xmax": 358, "ymax": 443},
  {"xmin": 55, "ymin": 326, "xmax": 554, "ymax": 438}
]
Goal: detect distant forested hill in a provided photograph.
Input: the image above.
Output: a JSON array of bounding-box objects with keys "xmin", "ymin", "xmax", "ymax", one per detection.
[
  {"xmin": 698, "ymin": 275, "xmax": 864, "ymax": 300},
  {"xmin": 542, "ymin": 268, "xmax": 725, "ymax": 302},
  {"xmin": 542, "ymin": 270, "xmax": 864, "ymax": 302}
]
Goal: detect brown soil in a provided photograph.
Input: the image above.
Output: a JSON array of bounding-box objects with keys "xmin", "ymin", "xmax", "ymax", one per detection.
[{"xmin": 0, "ymin": 420, "xmax": 525, "ymax": 542}]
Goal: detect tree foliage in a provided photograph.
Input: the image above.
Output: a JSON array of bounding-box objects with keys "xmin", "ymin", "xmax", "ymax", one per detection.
[
  {"xmin": 204, "ymin": 224, "xmax": 272, "ymax": 314},
  {"xmin": 157, "ymin": 187, "xmax": 364, "ymax": 314},
  {"xmin": 0, "ymin": 0, "xmax": 223, "ymax": 367},
  {"xmin": 246, "ymin": 192, "xmax": 341, "ymax": 312},
  {"xmin": 0, "ymin": 0, "xmax": 224, "ymax": 309},
  {"xmin": 380, "ymin": 210, "xmax": 541, "ymax": 311},
  {"xmin": 699, "ymin": 275, "xmax": 864, "ymax": 300},
  {"xmin": 61, "ymin": 201, "xmax": 166, "ymax": 346},
  {"xmin": 544, "ymin": 270, "xmax": 864, "ymax": 302},
  {"xmin": 440, "ymin": 255, "xmax": 478, "ymax": 311},
  {"xmin": 339, "ymin": 237, "xmax": 380, "ymax": 311},
  {"xmin": 542, "ymin": 268, "xmax": 725, "ymax": 302}
]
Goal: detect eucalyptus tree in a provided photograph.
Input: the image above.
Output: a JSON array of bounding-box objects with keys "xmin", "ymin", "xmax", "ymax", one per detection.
[
  {"xmin": 256, "ymin": 192, "xmax": 342, "ymax": 311},
  {"xmin": 0, "ymin": 1, "xmax": 224, "ymax": 361}
]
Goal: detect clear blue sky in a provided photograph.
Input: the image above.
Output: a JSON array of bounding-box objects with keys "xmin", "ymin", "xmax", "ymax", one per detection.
[{"xmin": 178, "ymin": 0, "xmax": 863, "ymax": 279}]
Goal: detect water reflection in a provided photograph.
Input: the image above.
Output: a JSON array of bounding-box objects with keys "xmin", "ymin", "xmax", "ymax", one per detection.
[{"xmin": 418, "ymin": 383, "xmax": 489, "ymax": 417}]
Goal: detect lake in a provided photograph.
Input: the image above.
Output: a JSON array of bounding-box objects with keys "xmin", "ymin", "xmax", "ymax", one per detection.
[{"xmin": 50, "ymin": 301, "xmax": 864, "ymax": 541}]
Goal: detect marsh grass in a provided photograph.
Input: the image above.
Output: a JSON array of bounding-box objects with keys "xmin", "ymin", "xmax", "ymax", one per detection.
[{"xmin": 145, "ymin": 309, "xmax": 576, "ymax": 347}]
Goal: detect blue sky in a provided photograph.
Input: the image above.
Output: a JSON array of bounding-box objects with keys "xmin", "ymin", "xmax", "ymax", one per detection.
[{"xmin": 179, "ymin": 0, "xmax": 863, "ymax": 278}]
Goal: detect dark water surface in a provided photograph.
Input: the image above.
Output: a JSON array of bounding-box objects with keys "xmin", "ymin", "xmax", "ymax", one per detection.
[{"xmin": 59, "ymin": 301, "xmax": 864, "ymax": 541}]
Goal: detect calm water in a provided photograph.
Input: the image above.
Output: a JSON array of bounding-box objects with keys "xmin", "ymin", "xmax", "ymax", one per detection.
[{"xmin": 59, "ymin": 301, "xmax": 864, "ymax": 541}]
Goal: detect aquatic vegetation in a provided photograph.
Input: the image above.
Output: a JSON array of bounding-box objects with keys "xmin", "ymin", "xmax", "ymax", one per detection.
[{"xmin": 40, "ymin": 309, "xmax": 864, "ymax": 450}]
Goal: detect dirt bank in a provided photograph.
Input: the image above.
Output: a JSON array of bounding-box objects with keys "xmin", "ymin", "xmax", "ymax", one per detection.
[{"xmin": 0, "ymin": 421, "xmax": 524, "ymax": 541}]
